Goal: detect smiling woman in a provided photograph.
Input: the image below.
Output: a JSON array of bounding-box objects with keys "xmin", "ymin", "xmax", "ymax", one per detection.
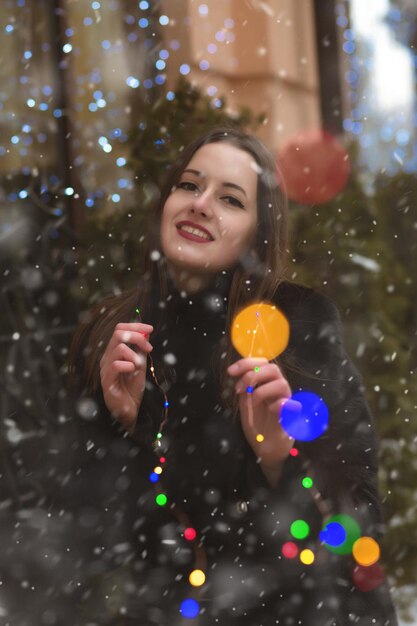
[
  {"xmin": 67, "ymin": 128, "xmax": 398, "ymax": 625},
  {"xmin": 161, "ymin": 141, "xmax": 259, "ymax": 294}
]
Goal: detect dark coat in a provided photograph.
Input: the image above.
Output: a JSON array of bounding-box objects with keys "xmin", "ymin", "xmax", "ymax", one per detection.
[{"xmin": 13, "ymin": 272, "xmax": 398, "ymax": 625}]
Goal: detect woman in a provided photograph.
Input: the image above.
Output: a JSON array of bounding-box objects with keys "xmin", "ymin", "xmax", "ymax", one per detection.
[{"xmin": 68, "ymin": 128, "xmax": 398, "ymax": 625}]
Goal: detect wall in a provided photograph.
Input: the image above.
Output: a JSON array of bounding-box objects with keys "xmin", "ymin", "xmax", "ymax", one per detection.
[{"xmin": 160, "ymin": 0, "xmax": 322, "ymax": 155}]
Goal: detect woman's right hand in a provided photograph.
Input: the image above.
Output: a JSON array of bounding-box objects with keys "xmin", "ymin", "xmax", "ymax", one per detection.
[{"xmin": 99, "ymin": 322, "xmax": 154, "ymax": 433}]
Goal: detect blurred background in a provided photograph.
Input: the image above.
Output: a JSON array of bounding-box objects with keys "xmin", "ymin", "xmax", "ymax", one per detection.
[{"xmin": 1, "ymin": 0, "xmax": 416, "ymax": 622}]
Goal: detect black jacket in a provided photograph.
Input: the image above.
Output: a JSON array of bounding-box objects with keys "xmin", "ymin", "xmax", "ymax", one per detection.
[{"xmin": 5, "ymin": 271, "xmax": 398, "ymax": 625}]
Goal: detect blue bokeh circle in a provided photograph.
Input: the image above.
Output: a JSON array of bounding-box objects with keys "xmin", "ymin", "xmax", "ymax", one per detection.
[
  {"xmin": 279, "ymin": 391, "xmax": 329, "ymax": 441},
  {"xmin": 180, "ymin": 598, "xmax": 200, "ymax": 619},
  {"xmin": 319, "ymin": 521, "xmax": 347, "ymax": 547}
]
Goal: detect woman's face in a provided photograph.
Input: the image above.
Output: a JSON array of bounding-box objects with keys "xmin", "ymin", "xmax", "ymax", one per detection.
[{"xmin": 160, "ymin": 142, "xmax": 258, "ymax": 293}]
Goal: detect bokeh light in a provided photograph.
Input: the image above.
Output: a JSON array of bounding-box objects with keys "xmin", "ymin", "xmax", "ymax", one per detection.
[
  {"xmin": 282, "ymin": 541, "xmax": 298, "ymax": 559},
  {"xmin": 231, "ymin": 303, "xmax": 290, "ymax": 360},
  {"xmin": 300, "ymin": 549, "xmax": 315, "ymax": 565},
  {"xmin": 180, "ymin": 598, "xmax": 200, "ymax": 618},
  {"xmin": 302, "ymin": 476, "xmax": 313, "ymax": 489},
  {"xmin": 319, "ymin": 521, "xmax": 347, "ymax": 547},
  {"xmin": 155, "ymin": 493, "xmax": 167, "ymax": 506},
  {"xmin": 184, "ymin": 527, "xmax": 197, "ymax": 541},
  {"xmin": 179, "ymin": 63, "xmax": 191, "ymax": 75},
  {"xmin": 277, "ymin": 129, "xmax": 350, "ymax": 204},
  {"xmin": 279, "ymin": 392, "xmax": 329, "ymax": 441},
  {"xmin": 290, "ymin": 519, "xmax": 310, "ymax": 540},
  {"xmin": 352, "ymin": 536, "xmax": 380, "ymax": 566},
  {"xmin": 321, "ymin": 514, "xmax": 361, "ymax": 555},
  {"xmin": 352, "ymin": 562, "xmax": 385, "ymax": 592},
  {"xmin": 189, "ymin": 569, "xmax": 206, "ymax": 586}
]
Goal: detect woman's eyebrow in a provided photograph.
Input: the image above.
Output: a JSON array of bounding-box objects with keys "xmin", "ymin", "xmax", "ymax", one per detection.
[{"xmin": 182, "ymin": 168, "xmax": 247, "ymax": 198}]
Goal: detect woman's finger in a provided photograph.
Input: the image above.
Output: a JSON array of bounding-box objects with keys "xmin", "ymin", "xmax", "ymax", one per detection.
[
  {"xmin": 227, "ymin": 357, "xmax": 269, "ymax": 377},
  {"xmin": 100, "ymin": 342, "xmax": 148, "ymax": 376},
  {"xmin": 113, "ymin": 342, "xmax": 150, "ymax": 364},
  {"xmin": 102, "ymin": 360, "xmax": 136, "ymax": 388},
  {"xmin": 113, "ymin": 322, "xmax": 154, "ymax": 333},
  {"xmin": 235, "ymin": 363, "xmax": 287, "ymax": 392},
  {"xmin": 103, "ymin": 330, "xmax": 153, "ymax": 364},
  {"xmin": 101, "ymin": 360, "xmax": 135, "ymax": 389},
  {"xmin": 100, "ymin": 342, "xmax": 149, "ymax": 387},
  {"xmin": 266, "ymin": 396, "xmax": 291, "ymax": 415},
  {"xmin": 114, "ymin": 329, "xmax": 153, "ymax": 350},
  {"xmin": 239, "ymin": 378, "xmax": 291, "ymax": 405},
  {"xmin": 104, "ymin": 324, "xmax": 152, "ymax": 351}
]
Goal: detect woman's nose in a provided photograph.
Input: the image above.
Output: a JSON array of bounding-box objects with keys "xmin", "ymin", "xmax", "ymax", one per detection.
[{"xmin": 192, "ymin": 189, "xmax": 213, "ymax": 213}]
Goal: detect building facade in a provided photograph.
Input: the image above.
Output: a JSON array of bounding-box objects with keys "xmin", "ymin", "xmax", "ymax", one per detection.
[{"xmin": 1, "ymin": 0, "xmax": 416, "ymax": 222}]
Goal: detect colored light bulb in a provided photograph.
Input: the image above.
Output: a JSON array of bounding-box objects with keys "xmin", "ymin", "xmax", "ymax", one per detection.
[
  {"xmin": 231, "ymin": 302, "xmax": 290, "ymax": 359},
  {"xmin": 189, "ymin": 569, "xmax": 206, "ymax": 587},
  {"xmin": 282, "ymin": 541, "xmax": 298, "ymax": 559},
  {"xmin": 180, "ymin": 598, "xmax": 200, "ymax": 618},
  {"xmin": 300, "ymin": 548, "xmax": 315, "ymax": 565},
  {"xmin": 156, "ymin": 493, "xmax": 167, "ymax": 506},
  {"xmin": 352, "ymin": 537, "xmax": 380, "ymax": 567},
  {"xmin": 290, "ymin": 519, "xmax": 310, "ymax": 540},
  {"xmin": 184, "ymin": 527, "xmax": 197, "ymax": 541}
]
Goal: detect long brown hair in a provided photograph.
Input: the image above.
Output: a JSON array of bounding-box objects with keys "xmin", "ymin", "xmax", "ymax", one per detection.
[{"xmin": 68, "ymin": 127, "xmax": 289, "ymax": 420}]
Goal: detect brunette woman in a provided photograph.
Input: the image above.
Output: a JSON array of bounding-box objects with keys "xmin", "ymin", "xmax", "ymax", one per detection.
[{"xmin": 68, "ymin": 128, "xmax": 398, "ymax": 625}]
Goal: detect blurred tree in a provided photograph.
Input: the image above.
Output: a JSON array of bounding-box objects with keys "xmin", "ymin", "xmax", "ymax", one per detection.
[{"xmin": 288, "ymin": 147, "xmax": 417, "ymax": 615}]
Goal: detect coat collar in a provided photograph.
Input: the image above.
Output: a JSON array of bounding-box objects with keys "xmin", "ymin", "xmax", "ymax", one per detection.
[{"xmin": 152, "ymin": 264, "xmax": 238, "ymax": 337}]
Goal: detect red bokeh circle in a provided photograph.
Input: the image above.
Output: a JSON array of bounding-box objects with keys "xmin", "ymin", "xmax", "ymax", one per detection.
[
  {"xmin": 352, "ymin": 562, "xmax": 385, "ymax": 592},
  {"xmin": 184, "ymin": 527, "xmax": 197, "ymax": 541},
  {"xmin": 277, "ymin": 129, "xmax": 350, "ymax": 205},
  {"xmin": 282, "ymin": 541, "xmax": 299, "ymax": 559}
]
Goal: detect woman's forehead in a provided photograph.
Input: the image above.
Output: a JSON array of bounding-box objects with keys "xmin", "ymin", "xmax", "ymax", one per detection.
[{"xmin": 183, "ymin": 142, "xmax": 258, "ymax": 183}]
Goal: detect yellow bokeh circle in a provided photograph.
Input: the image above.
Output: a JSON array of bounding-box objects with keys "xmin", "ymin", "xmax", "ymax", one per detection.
[
  {"xmin": 189, "ymin": 569, "xmax": 206, "ymax": 587},
  {"xmin": 299, "ymin": 549, "xmax": 315, "ymax": 565},
  {"xmin": 231, "ymin": 302, "xmax": 290, "ymax": 360},
  {"xmin": 352, "ymin": 537, "xmax": 380, "ymax": 567}
]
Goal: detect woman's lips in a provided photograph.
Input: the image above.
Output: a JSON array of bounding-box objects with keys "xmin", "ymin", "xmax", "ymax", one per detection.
[{"xmin": 176, "ymin": 227, "xmax": 213, "ymax": 244}]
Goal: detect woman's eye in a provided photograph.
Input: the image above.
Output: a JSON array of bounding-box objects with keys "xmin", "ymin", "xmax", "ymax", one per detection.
[
  {"xmin": 178, "ymin": 181, "xmax": 199, "ymax": 192},
  {"xmin": 223, "ymin": 196, "xmax": 244, "ymax": 208}
]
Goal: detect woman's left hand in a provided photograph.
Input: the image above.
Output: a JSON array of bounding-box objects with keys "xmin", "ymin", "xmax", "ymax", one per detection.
[{"xmin": 227, "ymin": 357, "xmax": 294, "ymax": 471}]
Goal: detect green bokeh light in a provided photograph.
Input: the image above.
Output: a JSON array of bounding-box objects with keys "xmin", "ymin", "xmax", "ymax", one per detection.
[
  {"xmin": 290, "ymin": 519, "xmax": 310, "ymax": 540},
  {"xmin": 156, "ymin": 493, "xmax": 167, "ymax": 506}
]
